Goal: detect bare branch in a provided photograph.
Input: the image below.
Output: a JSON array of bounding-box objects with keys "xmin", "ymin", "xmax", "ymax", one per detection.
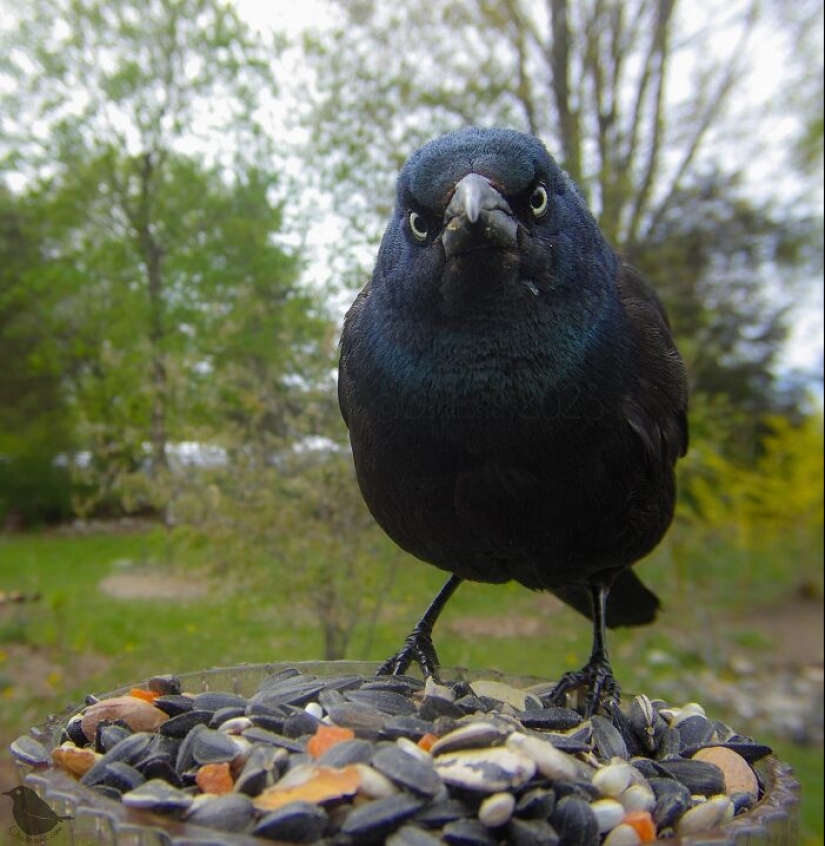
[
  {"xmin": 547, "ymin": 0, "xmax": 582, "ymax": 182},
  {"xmin": 620, "ymin": 2, "xmax": 660, "ymax": 176},
  {"xmin": 625, "ymin": 0, "xmax": 676, "ymax": 247},
  {"xmin": 639, "ymin": 0, "xmax": 760, "ymax": 246},
  {"xmin": 585, "ymin": 0, "xmax": 626, "ymax": 238},
  {"xmin": 503, "ymin": 0, "xmax": 539, "ymax": 135}
]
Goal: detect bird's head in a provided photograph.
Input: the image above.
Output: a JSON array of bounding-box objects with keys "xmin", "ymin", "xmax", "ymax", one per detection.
[{"xmin": 375, "ymin": 127, "xmax": 616, "ymax": 316}]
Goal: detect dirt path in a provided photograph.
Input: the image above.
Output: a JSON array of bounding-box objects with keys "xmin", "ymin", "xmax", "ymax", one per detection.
[{"xmin": 738, "ymin": 594, "xmax": 823, "ymax": 668}]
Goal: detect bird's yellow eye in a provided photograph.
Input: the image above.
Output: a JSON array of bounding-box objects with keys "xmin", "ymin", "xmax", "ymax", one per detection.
[
  {"xmin": 409, "ymin": 211, "xmax": 428, "ymax": 242},
  {"xmin": 530, "ymin": 184, "xmax": 548, "ymax": 218}
]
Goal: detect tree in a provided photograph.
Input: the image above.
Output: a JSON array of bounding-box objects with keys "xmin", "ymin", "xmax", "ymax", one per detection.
[
  {"xmin": 164, "ymin": 362, "xmax": 404, "ymax": 661},
  {"xmin": 0, "ymin": 188, "xmax": 69, "ymax": 459},
  {"xmin": 0, "ymin": 187, "xmax": 75, "ymax": 524},
  {"xmin": 0, "ymin": 0, "xmax": 287, "ymax": 482},
  {"xmin": 39, "ymin": 152, "xmax": 327, "ymax": 515},
  {"xmin": 685, "ymin": 411, "xmax": 824, "ymax": 593},
  {"xmin": 627, "ymin": 172, "xmax": 811, "ymax": 425},
  {"xmin": 302, "ymin": 0, "xmax": 818, "ymax": 426},
  {"xmin": 305, "ymin": 0, "xmax": 766, "ymax": 235},
  {"xmin": 0, "ymin": 0, "xmax": 402, "ymax": 651},
  {"xmin": 765, "ymin": 0, "xmax": 824, "ymax": 177}
]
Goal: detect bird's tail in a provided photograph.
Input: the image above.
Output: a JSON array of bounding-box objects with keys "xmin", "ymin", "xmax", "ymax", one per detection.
[{"xmin": 553, "ymin": 570, "xmax": 661, "ymax": 628}]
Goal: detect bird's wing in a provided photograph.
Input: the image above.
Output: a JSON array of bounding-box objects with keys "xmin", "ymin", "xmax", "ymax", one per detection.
[
  {"xmin": 617, "ymin": 264, "xmax": 689, "ymax": 464},
  {"xmin": 338, "ymin": 283, "xmax": 372, "ymax": 429}
]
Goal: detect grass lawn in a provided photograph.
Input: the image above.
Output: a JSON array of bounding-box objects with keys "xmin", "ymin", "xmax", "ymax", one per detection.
[{"xmin": 0, "ymin": 523, "xmax": 822, "ymax": 845}]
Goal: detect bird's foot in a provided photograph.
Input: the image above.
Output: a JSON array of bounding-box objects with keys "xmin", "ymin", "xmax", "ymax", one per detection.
[
  {"xmin": 377, "ymin": 625, "xmax": 441, "ymax": 680},
  {"xmin": 547, "ymin": 657, "xmax": 620, "ymax": 718}
]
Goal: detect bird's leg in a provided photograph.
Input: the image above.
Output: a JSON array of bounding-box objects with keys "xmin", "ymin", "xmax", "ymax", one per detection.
[
  {"xmin": 548, "ymin": 583, "xmax": 619, "ymax": 717},
  {"xmin": 377, "ymin": 575, "xmax": 463, "ymax": 680}
]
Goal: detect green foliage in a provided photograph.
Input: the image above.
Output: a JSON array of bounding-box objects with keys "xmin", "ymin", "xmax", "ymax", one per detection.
[
  {"xmin": 0, "ymin": 0, "xmax": 371, "ymax": 645},
  {"xmin": 0, "ymin": 0, "xmax": 298, "ymax": 496},
  {"xmin": 680, "ymin": 411, "xmax": 824, "ymax": 596},
  {"xmin": 171, "ymin": 448, "xmax": 404, "ymax": 661},
  {"xmin": 163, "ymin": 366, "xmax": 404, "ymax": 660},
  {"xmin": 0, "ymin": 0, "xmax": 278, "ymax": 174},
  {"xmin": 0, "ymin": 189, "xmax": 74, "ymax": 457},
  {"xmin": 0, "ymin": 457, "xmax": 73, "ymax": 527},
  {"xmin": 686, "ymin": 413, "xmax": 823, "ymax": 539},
  {"xmin": 626, "ymin": 172, "xmax": 818, "ymax": 423},
  {"xmin": 0, "ymin": 188, "xmax": 80, "ymax": 525}
]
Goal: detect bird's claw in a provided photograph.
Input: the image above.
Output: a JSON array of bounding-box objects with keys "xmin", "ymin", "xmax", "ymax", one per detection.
[
  {"xmin": 377, "ymin": 627, "xmax": 441, "ymax": 680},
  {"xmin": 548, "ymin": 659, "xmax": 620, "ymax": 717}
]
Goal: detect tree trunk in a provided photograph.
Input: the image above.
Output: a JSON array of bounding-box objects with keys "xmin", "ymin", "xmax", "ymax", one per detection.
[
  {"xmin": 136, "ymin": 152, "xmax": 168, "ymax": 476},
  {"xmin": 548, "ymin": 0, "xmax": 583, "ymax": 185}
]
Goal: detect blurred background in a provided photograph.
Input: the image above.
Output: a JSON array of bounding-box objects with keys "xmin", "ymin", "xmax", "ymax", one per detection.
[{"xmin": 0, "ymin": 0, "xmax": 822, "ymax": 843}]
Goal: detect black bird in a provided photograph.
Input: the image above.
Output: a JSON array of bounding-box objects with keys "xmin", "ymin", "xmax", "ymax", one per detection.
[
  {"xmin": 3, "ymin": 785, "xmax": 72, "ymax": 836},
  {"xmin": 338, "ymin": 127, "xmax": 688, "ymax": 715}
]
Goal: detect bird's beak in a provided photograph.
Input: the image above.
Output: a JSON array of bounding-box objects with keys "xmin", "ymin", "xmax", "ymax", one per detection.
[{"xmin": 442, "ymin": 173, "xmax": 518, "ymax": 259}]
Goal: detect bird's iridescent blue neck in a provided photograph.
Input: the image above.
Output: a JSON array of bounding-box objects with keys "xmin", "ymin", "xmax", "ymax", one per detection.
[{"xmin": 361, "ymin": 244, "xmax": 626, "ymax": 420}]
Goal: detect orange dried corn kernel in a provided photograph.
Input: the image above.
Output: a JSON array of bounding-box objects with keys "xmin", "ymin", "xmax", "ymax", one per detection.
[
  {"xmin": 307, "ymin": 723, "xmax": 356, "ymax": 757},
  {"xmin": 254, "ymin": 765, "xmax": 361, "ymax": 811},
  {"xmin": 624, "ymin": 810, "xmax": 657, "ymax": 842},
  {"xmin": 129, "ymin": 688, "xmax": 161, "ymax": 703},
  {"xmin": 196, "ymin": 762, "xmax": 234, "ymax": 795},
  {"xmin": 417, "ymin": 733, "xmax": 438, "ymax": 752}
]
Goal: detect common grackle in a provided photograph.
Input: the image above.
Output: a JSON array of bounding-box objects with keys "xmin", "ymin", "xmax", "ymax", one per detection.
[{"xmin": 338, "ymin": 128, "xmax": 688, "ymax": 716}]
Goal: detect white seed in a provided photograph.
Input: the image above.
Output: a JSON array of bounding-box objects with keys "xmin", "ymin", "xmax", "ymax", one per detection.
[
  {"xmin": 424, "ymin": 676, "xmax": 454, "ymax": 700},
  {"xmin": 590, "ymin": 798, "xmax": 626, "ymax": 833},
  {"xmin": 478, "ymin": 792, "xmax": 516, "ymax": 828},
  {"xmin": 470, "ymin": 680, "xmax": 530, "ymax": 711},
  {"xmin": 602, "ymin": 823, "xmax": 642, "ymax": 846},
  {"xmin": 620, "ymin": 783, "xmax": 656, "ymax": 813},
  {"xmin": 677, "ymin": 795, "xmax": 733, "ymax": 834},
  {"xmin": 355, "ymin": 764, "xmax": 398, "ymax": 799},
  {"xmin": 304, "ymin": 702, "xmax": 324, "ymax": 719},
  {"xmin": 592, "ymin": 762, "xmax": 634, "ymax": 797},
  {"xmin": 228, "ymin": 735, "xmax": 252, "ymax": 756},
  {"xmin": 396, "ymin": 736, "xmax": 431, "ymax": 762},
  {"xmin": 657, "ymin": 708, "xmax": 678, "ymax": 724},
  {"xmin": 430, "ymin": 721, "xmax": 507, "ymax": 756},
  {"xmin": 671, "ymin": 702, "xmax": 707, "ymax": 725},
  {"xmin": 275, "ymin": 762, "xmax": 315, "ymax": 789},
  {"xmin": 505, "ymin": 732, "xmax": 580, "ymax": 781},
  {"xmin": 218, "ymin": 716, "xmax": 252, "ymax": 735},
  {"xmin": 435, "ymin": 747, "xmax": 536, "ymax": 792}
]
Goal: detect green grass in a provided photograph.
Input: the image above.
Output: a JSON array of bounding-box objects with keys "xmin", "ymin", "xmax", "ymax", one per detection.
[{"xmin": 0, "ymin": 524, "xmax": 822, "ymax": 845}]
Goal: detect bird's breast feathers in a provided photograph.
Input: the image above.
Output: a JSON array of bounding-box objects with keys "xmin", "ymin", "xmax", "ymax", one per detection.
[{"xmin": 342, "ymin": 281, "xmax": 627, "ymax": 438}]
